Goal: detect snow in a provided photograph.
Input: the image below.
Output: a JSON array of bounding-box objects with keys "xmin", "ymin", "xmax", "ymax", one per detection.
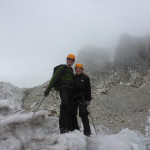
[
  {"xmin": 0, "ymin": 110, "xmax": 48, "ymax": 127},
  {"xmin": 0, "ymin": 111, "xmax": 149, "ymax": 150},
  {"xmin": 0, "ymin": 82, "xmax": 23, "ymax": 110},
  {"xmin": 85, "ymin": 128, "xmax": 148, "ymax": 150},
  {"xmin": 126, "ymin": 83, "xmax": 131, "ymax": 86},
  {"xmin": 0, "ymin": 99, "xmax": 10, "ymax": 108},
  {"xmin": 146, "ymin": 113, "xmax": 150, "ymax": 136},
  {"xmin": 92, "ymin": 134, "xmax": 137, "ymax": 150},
  {"xmin": 0, "ymin": 99, "xmax": 12, "ymax": 116},
  {"xmin": 0, "ymin": 81, "xmax": 150, "ymax": 150},
  {"xmin": 120, "ymin": 129, "xmax": 147, "ymax": 150},
  {"xmin": 47, "ymin": 131, "xmax": 87, "ymax": 150}
]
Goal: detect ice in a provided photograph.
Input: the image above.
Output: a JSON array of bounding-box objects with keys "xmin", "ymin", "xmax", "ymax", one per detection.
[
  {"xmin": 120, "ymin": 128, "xmax": 147, "ymax": 150},
  {"xmin": 90, "ymin": 134, "xmax": 137, "ymax": 150},
  {"xmin": 0, "ymin": 99, "xmax": 10, "ymax": 108},
  {"xmin": 44, "ymin": 131, "xmax": 87, "ymax": 150},
  {"xmin": 0, "ymin": 111, "xmax": 148, "ymax": 150},
  {"xmin": 0, "ymin": 110, "xmax": 48, "ymax": 127},
  {"xmin": 0, "ymin": 82, "xmax": 23, "ymax": 110},
  {"xmin": 17, "ymin": 126, "xmax": 147, "ymax": 150},
  {"xmin": 0, "ymin": 81, "xmax": 150, "ymax": 150},
  {"xmin": 86, "ymin": 128, "xmax": 148, "ymax": 150},
  {"xmin": 0, "ymin": 99, "xmax": 11, "ymax": 116}
]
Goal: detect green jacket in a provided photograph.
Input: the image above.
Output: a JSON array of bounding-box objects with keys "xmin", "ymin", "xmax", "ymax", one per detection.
[{"xmin": 46, "ymin": 65, "xmax": 74, "ymax": 91}]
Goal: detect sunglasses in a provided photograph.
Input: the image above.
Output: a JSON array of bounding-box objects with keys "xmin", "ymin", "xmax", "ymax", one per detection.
[{"xmin": 67, "ymin": 58, "xmax": 75, "ymax": 61}]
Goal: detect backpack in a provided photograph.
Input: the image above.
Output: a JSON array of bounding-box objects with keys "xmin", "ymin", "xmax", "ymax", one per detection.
[
  {"xmin": 53, "ymin": 64, "xmax": 67, "ymax": 76},
  {"xmin": 53, "ymin": 64, "xmax": 67, "ymax": 90}
]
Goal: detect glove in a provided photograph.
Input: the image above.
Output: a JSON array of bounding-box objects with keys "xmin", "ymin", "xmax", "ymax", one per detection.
[
  {"xmin": 44, "ymin": 89, "xmax": 50, "ymax": 97},
  {"xmin": 85, "ymin": 101, "xmax": 90, "ymax": 105}
]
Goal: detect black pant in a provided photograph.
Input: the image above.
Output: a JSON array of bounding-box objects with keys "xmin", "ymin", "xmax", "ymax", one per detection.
[
  {"xmin": 59, "ymin": 87, "xmax": 79, "ymax": 133},
  {"xmin": 75, "ymin": 100, "xmax": 91, "ymax": 135}
]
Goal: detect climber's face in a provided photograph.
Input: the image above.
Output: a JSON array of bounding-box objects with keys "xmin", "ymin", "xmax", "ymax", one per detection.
[
  {"xmin": 66, "ymin": 58, "xmax": 75, "ymax": 66},
  {"xmin": 75, "ymin": 67, "xmax": 83, "ymax": 75}
]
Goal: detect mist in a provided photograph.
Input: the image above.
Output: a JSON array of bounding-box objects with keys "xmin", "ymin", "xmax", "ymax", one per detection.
[{"xmin": 0, "ymin": 0, "xmax": 150, "ymax": 88}]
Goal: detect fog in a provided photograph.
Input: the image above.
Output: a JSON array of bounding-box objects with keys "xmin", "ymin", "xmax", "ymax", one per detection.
[{"xmin": 0, "ymin": 0, "xmax": 150, "ymax": 88}]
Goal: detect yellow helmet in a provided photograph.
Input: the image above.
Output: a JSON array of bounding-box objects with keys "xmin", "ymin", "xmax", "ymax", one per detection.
[
  {"xmin": 67, "ymin": 54, "xmax": 75, "ymax": 60},
  {"xmin": 75, "ymin": 63, "xmax": 84, "ymax": 70}
]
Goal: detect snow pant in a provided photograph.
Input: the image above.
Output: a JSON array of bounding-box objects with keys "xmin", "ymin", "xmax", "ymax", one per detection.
[
  {"xmin": 59, "ymin": 87, "xmax": 79, "ymax": 134},
  {"xmin": 75, "ymin": 100, "xmax": 91, "ymax": 136}
]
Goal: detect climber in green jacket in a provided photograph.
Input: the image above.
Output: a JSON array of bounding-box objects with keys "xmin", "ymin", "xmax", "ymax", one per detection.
[{"xmin": 44, "ymin": 54, "xmax": 78, "ymax": 134}]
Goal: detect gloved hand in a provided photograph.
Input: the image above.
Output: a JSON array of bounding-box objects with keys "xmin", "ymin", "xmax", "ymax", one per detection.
[
  {"xmin": 85, "ymin": 101, "xmax": 90, "ymax": 105},
  {"xmin": 44, "ymin": 89, "xmax": 50, "ymax": 97}
]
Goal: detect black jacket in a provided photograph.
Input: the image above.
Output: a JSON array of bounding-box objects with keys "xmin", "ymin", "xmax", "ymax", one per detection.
[{"xmin": 74, "ymin": 73, "xmax": 91, "ymax": 101}]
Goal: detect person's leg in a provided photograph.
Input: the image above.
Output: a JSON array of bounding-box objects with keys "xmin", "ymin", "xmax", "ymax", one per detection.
[
  {"xmin": 71, "ymin": 102, "xmax": 80, "ymax": 130},
  {"xmin": 68, "ymin": 89, "xmax": 79, "ymax": 131},
  {"xmin": 79, "ymin": 104, "xmax": 91, "ymax": 136},
  {"xmin": 59, "ymin": 88, "xmax": 70, "ymax": 133}
]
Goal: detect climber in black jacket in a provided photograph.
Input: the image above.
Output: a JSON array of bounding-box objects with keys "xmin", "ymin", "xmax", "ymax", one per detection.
[{"xmin": 74, "ymin": 63, "xmax": 91, "ymax": 136}]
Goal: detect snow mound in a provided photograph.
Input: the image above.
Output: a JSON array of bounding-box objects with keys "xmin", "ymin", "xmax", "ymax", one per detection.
[
  {"xmin": 0, "ymin": 99, "xmax": 10, "ymax": 108},
  {"xmin": 90, "ymin": 134, "xmax": 139, "ymax": 150},
  {"xmin": 0, "ymin": 82, "xmax": 23, "ymax": 110},
  {"xmin": 0, "ymin": 110, "xmax": 149, "ymax": 150},
  {"xmin": 120, "ymin": 129, "xmax": 147, "ymax": 150},
  {"xmin": 0, "ymin": 99, "xmax": 11, "ymax": 116},
  {"xmin": 0, "ymin": 110, "xmax": 48, "ymax": 127},
  {"xmin": 24, "ymin": 128, "xmax": 148, "ymax": 150},
  {"xmin": 42, "ymin": 130, "xmax": 87, "ymax": 150}
]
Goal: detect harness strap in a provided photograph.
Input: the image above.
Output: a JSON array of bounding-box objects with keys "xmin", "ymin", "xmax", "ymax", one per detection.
[{"xmin": 59, "ymin": 80, "xmax": 73, "ymax": 88}]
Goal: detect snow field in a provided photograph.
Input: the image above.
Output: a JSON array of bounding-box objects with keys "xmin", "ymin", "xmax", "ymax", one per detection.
[
  {"xmin": 0, "ymin": 82, "xmax": 150, "ymax": 150},
  {"xmin": 0, "ymin": 111, "xmax": 148, "ymax": 150}
]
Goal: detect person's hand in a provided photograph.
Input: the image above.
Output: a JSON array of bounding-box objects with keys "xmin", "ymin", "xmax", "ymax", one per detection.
[
  {"xmin": 44, "ymin": 90, "xmax": 50, "ymax": 97},
  {"xmin": 85, "ymin": 101, "xmax": 90, "ymax": 105}
]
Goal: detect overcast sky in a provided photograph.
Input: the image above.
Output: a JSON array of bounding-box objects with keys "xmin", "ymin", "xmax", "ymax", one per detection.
[{"xmin": 0, "ymin": 0, "xmax": 150, "ymax": 88}]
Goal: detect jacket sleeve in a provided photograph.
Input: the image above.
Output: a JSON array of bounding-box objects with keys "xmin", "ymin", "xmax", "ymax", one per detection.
[
  {"xmin": 85, "ymin": 76, "xmax": 91, "ymax": 101},
  {"xmin": 46, "ymin": 66, "xmax": 63, "ymax": 92}
]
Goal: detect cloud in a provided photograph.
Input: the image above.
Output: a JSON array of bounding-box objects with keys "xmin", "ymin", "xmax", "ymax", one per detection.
[{"xmin": 0, "ymin": 0, "xmax": 150, "ymax": 87}]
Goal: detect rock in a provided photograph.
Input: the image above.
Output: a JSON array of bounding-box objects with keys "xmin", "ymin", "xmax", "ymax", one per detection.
[
  {"xmin": 114, "ymin": 34, "xmax": 150, "ymax": 83},
  {"xmin": 90, "ymin": 82, "xmax": 150, "ymax": 135}
]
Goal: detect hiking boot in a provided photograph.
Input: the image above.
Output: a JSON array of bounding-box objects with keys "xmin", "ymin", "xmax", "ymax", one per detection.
[
  {"xmin": 84, "ymin": 132, "xmax": 91, "ymax": 137},
  {"xmin": 60, "ymin": 128, "xmax": 69, "ymax": 134}
]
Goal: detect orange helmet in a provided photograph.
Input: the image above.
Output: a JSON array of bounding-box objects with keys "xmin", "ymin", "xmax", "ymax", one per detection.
[
  {"xmin": 75, "ymin": 63, "xmax": 84, "ymax": 70},
  {"xmin": 67, "ymin": 54, "xmax": 75, "ymax": 60}
]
